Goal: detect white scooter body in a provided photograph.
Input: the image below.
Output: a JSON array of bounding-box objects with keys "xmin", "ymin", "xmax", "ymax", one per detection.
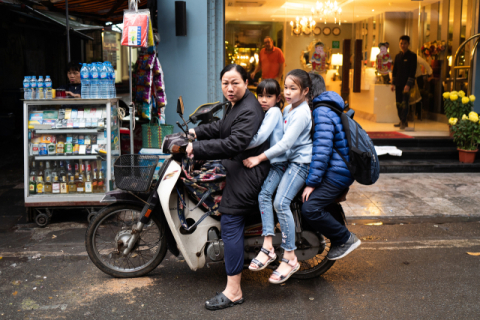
[{"xmin": 157, "ymin": 158, "xmax": 221, "ymax": 271}]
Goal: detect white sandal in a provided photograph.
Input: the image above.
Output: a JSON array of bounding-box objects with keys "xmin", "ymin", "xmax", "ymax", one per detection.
[
  {"xmin": 269, "ymin": 257, "xmax": 300, "ymax": 284},
  {"xmin": 249, "ymin": 247, "xmax": 277, "ymax": 271}
]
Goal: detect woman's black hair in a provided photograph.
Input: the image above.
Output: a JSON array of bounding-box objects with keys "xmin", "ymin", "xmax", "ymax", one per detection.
[
  {"xmin": 308, "ymin": 72, "xmax": 326, "ymax": 99},
  {"xmin": 256, "ymin": 79, "xmax": 284, "ymax": 109},
  {"xmin": 67, "ymin": 61, "xmax": 81, "ymax": 73},
  {"xmin": 220, "ymin": 64, "xmax": 248, "ymax": 82},
  {"xmin": 285, "ymin": 69, "xmax": 312, "ymax": 109}
]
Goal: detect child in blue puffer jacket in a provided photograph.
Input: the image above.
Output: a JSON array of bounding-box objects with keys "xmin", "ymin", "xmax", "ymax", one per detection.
[{"xmin": 301, "ymin": 72, "xmax": 361, "ymax": 261}]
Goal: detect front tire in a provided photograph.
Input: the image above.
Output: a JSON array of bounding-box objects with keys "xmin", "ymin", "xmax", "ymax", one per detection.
[{"xmin": 85, "ymin": 204, "xmax": 168, "ymax": 278}]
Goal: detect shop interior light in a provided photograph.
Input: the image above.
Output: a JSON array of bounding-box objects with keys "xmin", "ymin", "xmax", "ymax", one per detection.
[
  {"xmin": 370, "ymin": 47, "xmax": 380, "ymax": 62},
  {"xmin": 332, "ymin": 53, "xmax": 343, "ymax": 66}
]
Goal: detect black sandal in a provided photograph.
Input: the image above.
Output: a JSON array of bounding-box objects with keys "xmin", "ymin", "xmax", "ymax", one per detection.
[{"xmin": 205, "ymin": 292, "xmax": 245, "ymax": 310}]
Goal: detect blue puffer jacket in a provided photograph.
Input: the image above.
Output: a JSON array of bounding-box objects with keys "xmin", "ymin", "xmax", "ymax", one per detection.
[{"xmin": 306, "ymin": 91, "xmax": 354, "ymax": 189}]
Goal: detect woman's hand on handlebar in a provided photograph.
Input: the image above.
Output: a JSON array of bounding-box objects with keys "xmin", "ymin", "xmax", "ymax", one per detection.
[
  {"xmin": 188, "ymin": 128, "xmax": 197, "ymax": 140},
  {"xmin": 302, "ymin": 186, "xmax": 315, "ymax": 203}
]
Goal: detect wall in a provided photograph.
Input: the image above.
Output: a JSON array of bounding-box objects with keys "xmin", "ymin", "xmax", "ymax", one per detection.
[
  {"xmin": 157, "ymin": 0, "xmax": 209, "ymax": 129},
  {"xmin": 284, "ymin": 24, "xmax": 352, "ymax": 74},
  {"xmin": 384, "ymin": 12, "xmax": 406, "ymax": 54}
]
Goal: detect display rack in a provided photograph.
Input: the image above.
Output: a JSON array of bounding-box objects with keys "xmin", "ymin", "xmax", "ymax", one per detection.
[{"xmin": 23, "ymin": 98, "xmax": 121, "ymax": 226}]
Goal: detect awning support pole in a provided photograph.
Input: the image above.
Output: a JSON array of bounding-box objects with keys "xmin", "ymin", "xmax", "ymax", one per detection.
[
  {"xmin": 129, "ymin": 47, "xmax": 134, "ymax": 154},
  {"xmin": 66, "ymin": 0, "xmax": 71, "ymax": 62}
]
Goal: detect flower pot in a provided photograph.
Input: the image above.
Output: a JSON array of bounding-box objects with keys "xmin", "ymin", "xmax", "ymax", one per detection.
[{"xmin": 458, "ymin": 149, "xmax": 478, "ymax": 163}]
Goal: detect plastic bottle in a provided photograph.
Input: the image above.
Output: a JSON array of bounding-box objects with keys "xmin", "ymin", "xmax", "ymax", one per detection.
[
  {"xmin": 99, "ymin": 62, "xmax": 108, "ymax": 99},
  {"xmin": 80, "ymin": 63, "xmax": 90, "ymax": 99},
  {"xmin": 108, "ymin": 62, "xmax": 116, "ymax": 98},
  {"xmin": 30, "ymin": 76, "xmax": 37, "ymax": 100},
  {"xmin": 23, "ymin": 76, "xmax": 31, "ymax": 100},
  {"xmin": 37, "ymin": 76, "xmax": 45, "ymax": 99},
  {"xmin": 45, "ymin": 76, "xmax": 52, "ymax": 99},
  {"xmin": 90, "ymin": 63, "xmax": 99, "ymax": 99}
]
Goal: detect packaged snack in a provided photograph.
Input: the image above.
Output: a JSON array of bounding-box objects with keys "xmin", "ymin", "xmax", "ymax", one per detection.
[
  {"xmin": 85, "ymin": 135, "xmax": 91, "ymax": 145},
  {"xmin": 73, "ymin": 118, "xmax": 80, "ymax": 128},
  {"xmin": 141, "ymin": 102, "xmax": 152, "ymax": 120},
  {"xmin": 79, "ymin": 145, "xmax": 86, "ymax": 154},
  {"xmin": 72, "ymin": 134, "xmax": 78, "ymax": 144},
  {"xmin": 136, "ymin": 69, "xmax": 153, "ymax": 86},
  {"xmin": 29, "ymin": 111, "xmax": 43, "ymax": 125},
  {"xmin": 152, "ymin": 57, "xmax": 162, "ymax": 76},
  {"xmin": 61, "ymin": 119, "xmax": 68, "ymax": 128},
  {"xmin": 78, "ymin": 135, "xmax": 85, "ymax": 145},
  {"xmin": 66, "ymin": 135, "xmax": 73, "ymax": 143},
  {"xmin": 73, "ymin": 144, "xmax": 80, "ymax": 154},
  {"xmin": 91, "ymin": 135, "xmax": 97, "ymax": 144},
  {"xmin": 67, "ymin": 119, "xmax": 74, "ymax": 128},
  {"xmin": 121, "ymin": 10, "xmax": 149, "ymax": 48},
  {"xmin": 42, "ymin": 110, "xmax": 58, "ymax": 120},
  {"xmin": 138, "ymin": 53, "xmax": 156, "ymax": 70},
  {"xmin": 135, "ymin": 85, "xmax": 151, "ymax": 104},
  {"xmin": 58, "ymin": 109, "xmax": 65, "ymax": 120},
  {"xmin": 86, "ymin": 145, "xmax": 92, "ymax": 154},
  {"xmin": 80, "ymin": 118, "xmax": 86, "ymax": 128},
  {"xmin": 71, "ymin": 109, "xmax": 78, "ymax": 119},
  {"xmin": 65, "ymin": 108, "xmax": 72, "ymax": 119},
  {"xmin": 42, "ymin": 119, "xmax": 56, "ymax": 128}
]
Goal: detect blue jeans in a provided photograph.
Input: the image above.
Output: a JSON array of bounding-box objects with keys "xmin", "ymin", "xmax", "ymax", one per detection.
[{"xmin": 258, "ymin": 162, "xmax": 310, "ymax": 251}]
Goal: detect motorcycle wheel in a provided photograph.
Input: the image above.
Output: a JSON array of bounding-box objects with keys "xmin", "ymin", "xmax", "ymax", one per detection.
[
  {"xmin": 85, "ymin": 204, "xmax": 168, "ymax": 278},
  {"xmin": 291, "ymin": 233, "xmax": 335, "ymax": 279}
]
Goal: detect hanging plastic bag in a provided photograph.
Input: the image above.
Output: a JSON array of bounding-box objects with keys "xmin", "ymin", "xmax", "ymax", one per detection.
[{"xmin": 121, "ymin": 10, "xmax": 150, "ymax": 47}]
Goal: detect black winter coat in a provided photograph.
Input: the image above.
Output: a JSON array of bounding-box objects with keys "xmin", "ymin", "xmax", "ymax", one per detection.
[
  {"xmin": 392, "ymin": 50, "xmax": 417, "ymax": 88},
  {"xmin": 192, "ymin": 90, "xmax": 270, "ymax": 215}
]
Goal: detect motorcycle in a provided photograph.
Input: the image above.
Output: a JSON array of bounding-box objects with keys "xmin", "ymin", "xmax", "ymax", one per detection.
[{"xmin": 85, "ymin": 97, "xmax": 347, "ymax": 279}]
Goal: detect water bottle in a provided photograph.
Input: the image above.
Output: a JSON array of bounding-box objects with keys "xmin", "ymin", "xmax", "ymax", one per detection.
[
  {"xmin": 37, "ymin": 76, "xmax": 45, "ymax": 99},
  {"xmin": 108, "ymin": 63, "xmax": 116, "ymax": 98},
  {"xmin": 45, "ymin": 76, "xmax": 52, "ymax": 99},
  {"xmin": 80, "ymin": 63, "xmax": 90, "ymax": 99},
  {"xmin": 23, "ymin": 76, "xmax": 31, "ymax": 100},
  {"xmin": 30, "ymin": 76, "xmax": 37, "ymax": 100},
  {"xmin": 90, "ymin": 63, "xmax": 99, "ymax": 99},
  {"xmin": 99, "ymin": 62, "xmax": 108, "ymax": 99}
]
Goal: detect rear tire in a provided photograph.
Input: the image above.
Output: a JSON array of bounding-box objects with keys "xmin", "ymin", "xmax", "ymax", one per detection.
[
  {"xmin": 85, "ymin": 204, "xmax": 167, "ymax": 278},
  {"xmin": 291, "ymin": 233, "xmax": 336, "ymax": 279}
]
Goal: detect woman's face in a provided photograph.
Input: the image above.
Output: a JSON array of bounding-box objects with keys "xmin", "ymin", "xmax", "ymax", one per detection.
[
  {"xmin": 68, "ymin": 70, "xmax": 81, "ymax": 84},
  {"xmin": 221, "ymin": 70, "xmax": 247, "ymax": 105}
]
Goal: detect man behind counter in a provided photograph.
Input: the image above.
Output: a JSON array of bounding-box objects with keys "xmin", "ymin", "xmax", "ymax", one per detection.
[{"xmin": 59, "ymin": 61, "xmax": 82, "ymax": 98}]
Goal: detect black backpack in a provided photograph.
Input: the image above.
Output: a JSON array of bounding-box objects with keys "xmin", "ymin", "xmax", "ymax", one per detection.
[{"xmin": 313, "ymin": 102, "xmax": 380, "ymax": 185}]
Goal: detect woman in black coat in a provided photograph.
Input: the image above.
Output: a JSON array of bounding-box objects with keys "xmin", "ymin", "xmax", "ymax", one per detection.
[{"xmin": 186, "ymin": 64, "xmax": 270, "ymax": 310}]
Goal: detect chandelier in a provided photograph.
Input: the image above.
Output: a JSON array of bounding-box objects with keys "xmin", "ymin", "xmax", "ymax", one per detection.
[
  {"xmin": 311, "ymin": 1, "xmax": 342, "ymax": 25},
  {"xmin": 290, "ymin": 16, "xmax": 316, "ymax": 35},
  {"xmin": 289, "ymin": 1, "xmax": 342, "ymax": 35}
]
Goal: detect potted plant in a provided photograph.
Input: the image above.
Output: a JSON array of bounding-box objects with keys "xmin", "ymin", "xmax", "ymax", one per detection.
[
  {"xmin": 443, "ymin": 91, "xmax": 475, "ymax": 137},
  {"xmin": 449, "ymin": 111, "xmax": 480, "ymax": 163}
]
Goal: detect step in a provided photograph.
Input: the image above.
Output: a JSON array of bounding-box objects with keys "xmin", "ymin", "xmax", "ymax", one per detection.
[
  {"xmin": 379, "ymin": 147, "xmax": 459, "ymax": 160},
  {"xmin": 379, "ymin": 159, "xmax": 480, "ymax": 173},
  {"xmin": 372, "ymin": 137, "xmax": 455, "ymax": 148}
]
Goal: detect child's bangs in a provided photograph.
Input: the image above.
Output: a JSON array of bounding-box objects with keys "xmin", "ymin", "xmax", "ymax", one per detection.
[{"xmin": 256, "ymin": 80, "xmax": 279, "ymax": 96}]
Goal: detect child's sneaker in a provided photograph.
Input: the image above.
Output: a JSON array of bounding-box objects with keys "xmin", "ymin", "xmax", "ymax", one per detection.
[{"xmin": 327, "ymin": 233, "xmax": 361, "ymax": 260}]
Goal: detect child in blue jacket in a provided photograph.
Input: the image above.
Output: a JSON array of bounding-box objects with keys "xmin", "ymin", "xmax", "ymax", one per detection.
[{"xmin": 301, "ymin": 73, "xmax": 361, "ymax": 261}]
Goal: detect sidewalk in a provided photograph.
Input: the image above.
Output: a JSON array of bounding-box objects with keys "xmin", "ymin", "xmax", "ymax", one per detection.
[{"xmin": 344, "ymin": 173, "xmax": 480, "ymax": 218}]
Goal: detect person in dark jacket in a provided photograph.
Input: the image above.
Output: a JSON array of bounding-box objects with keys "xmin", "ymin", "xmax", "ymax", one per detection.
[
  {"xmin": 301, "ymin": 88, "xmax": 361, "ymax": 261},
  {"xmin": 391, "ymin": 35, "xmax": 417, "ymax": 129},
  {"xmin": 58, "ymin": 61, "xmax": 82, "ymax": 98},
  {"xmin": 186, "ymin": 64, "xmax": 270, "ymax": 310}
]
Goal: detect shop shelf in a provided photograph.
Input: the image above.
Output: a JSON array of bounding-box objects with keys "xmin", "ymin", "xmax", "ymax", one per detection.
[
  {"xmin": 25, "ymin": 193, "xmax": 104, "ymax": 204},
  {"xmin": 34, "ymin": 155, "xmax": 99, "ymax": 160},
  {"xmin": 35, "ymin": 129, "xmax": 102, "ymax": 134}
]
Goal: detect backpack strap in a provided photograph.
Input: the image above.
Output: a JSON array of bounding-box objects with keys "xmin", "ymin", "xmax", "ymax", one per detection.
[{"xmin": 333, "ymin": 146, "xmax": 351, "ymax": 171}]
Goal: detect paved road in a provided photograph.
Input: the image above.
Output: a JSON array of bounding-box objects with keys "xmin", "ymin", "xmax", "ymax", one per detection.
[{"xmin": 1, "ymin": 219, "xmax": 480, "ymax": 319}]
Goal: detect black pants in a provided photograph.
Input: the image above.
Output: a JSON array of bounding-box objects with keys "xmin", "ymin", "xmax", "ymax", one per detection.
[
  {"xmin": 395, "ymin": 86, "xmax": 410, "ymax": 123},
  {"xmin": 221, "ymin": 214, "xmax": 245, "ymax": 276},
  {"xmin": 301, "ymin": 179, "xmax": 351, "ymax": 246}
]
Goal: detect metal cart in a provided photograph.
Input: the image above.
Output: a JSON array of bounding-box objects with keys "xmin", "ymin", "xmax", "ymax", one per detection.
[{"xmin": 23, "ymin": 98, "xmax": 121, "ymax": 226}]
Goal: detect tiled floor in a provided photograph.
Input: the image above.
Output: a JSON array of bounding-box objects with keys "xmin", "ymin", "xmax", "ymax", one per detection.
[
  {"xmin": 356, "ymin": 118, "xmax": 450, "ymax": 137},
  {"xmin": 343, "ymin": 173, "xmax": 480, "ymax": 218}
]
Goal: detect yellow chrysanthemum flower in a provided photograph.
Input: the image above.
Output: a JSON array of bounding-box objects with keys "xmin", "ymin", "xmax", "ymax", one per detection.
[
  {"xmin": 469, "ymin": 111, "xmax": 479, "ymax": 123},
  {"xmin": 450, "ymin": 94, "xmax": 458, "ymax": 101},
  {"xmin": 462, "ymin": 114, "xmax": 469, "ymax": 120},
  {"xmin": 443, "ymin": 92, "xmax": 450, "ymax": 99},
  {"xmin": 469, "ymin": 95, "xmax": 476, "ymax": 102},
  {"xmin": 462, "ymin": 97, "xmax": 470, "ymax": 104},
  {"xmin": 458, "ymin": 90, "xmax": 466, "ymax": 98},
  {"xmin": 448, "ymin": 117, "xmax": 458, "ymax": 126},
  {"xmin": 451, "ymin": 91, "xmax": 458, "ymax": 95}
]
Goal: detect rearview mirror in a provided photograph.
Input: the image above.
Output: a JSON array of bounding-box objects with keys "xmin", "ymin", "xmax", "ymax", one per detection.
[{"xmin": 177, "ymin": 97, "xmax": 185, "ymax": 116}]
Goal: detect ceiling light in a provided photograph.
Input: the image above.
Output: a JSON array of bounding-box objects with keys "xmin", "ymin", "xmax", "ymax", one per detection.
[{"xmin": 372, "ymin": 9, "xmax": 374, "ymax": 11}]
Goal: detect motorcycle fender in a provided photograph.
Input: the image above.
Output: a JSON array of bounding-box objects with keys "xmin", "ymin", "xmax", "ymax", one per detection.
[
  {"xmin": 100, "ymin": 189, "xmax": 148, "ymax": 206},
  {"xmin": 158, "ymin": 160, "xmax": 221, "ymax": 271}
]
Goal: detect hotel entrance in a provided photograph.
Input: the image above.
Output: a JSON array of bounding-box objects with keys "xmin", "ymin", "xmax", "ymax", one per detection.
[{"xmin": 225, "ymin": 0, "xmax": 480, "ymax": 137}]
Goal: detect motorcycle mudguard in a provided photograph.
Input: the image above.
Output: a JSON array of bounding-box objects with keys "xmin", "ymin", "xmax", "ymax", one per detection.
[
  {"xmin": 101, "ymin": 189, "xmax": 149, "ymax": 205},
  {"xmin": 157, "ymin": 160, "xmax": 221, "ymax": 271}
]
